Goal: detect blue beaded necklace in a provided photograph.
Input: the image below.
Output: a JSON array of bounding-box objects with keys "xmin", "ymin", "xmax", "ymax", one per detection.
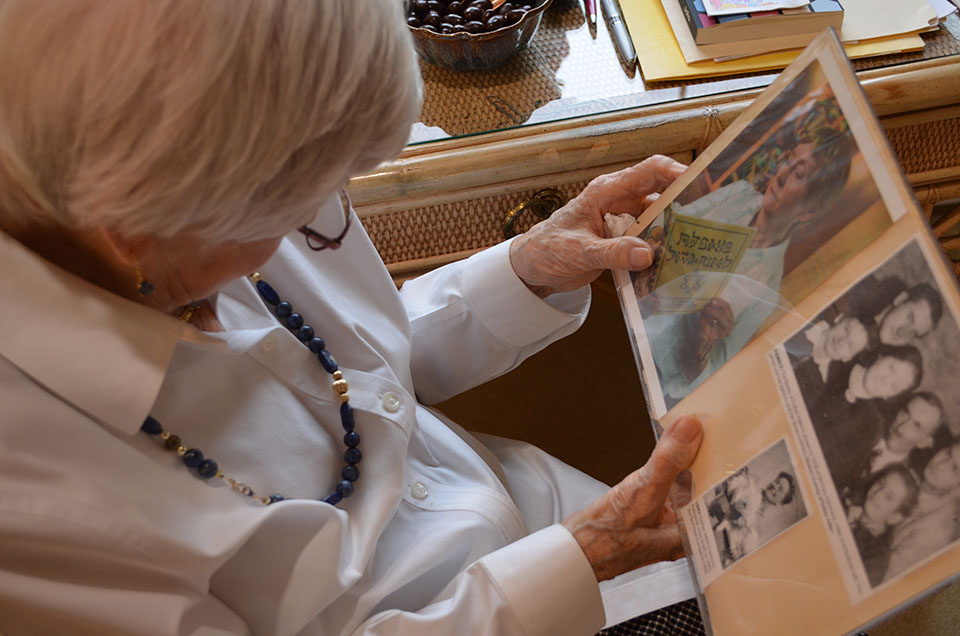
[{"xmin": 139, "ymin": 273, "xmax": 361, "ymax": 506}]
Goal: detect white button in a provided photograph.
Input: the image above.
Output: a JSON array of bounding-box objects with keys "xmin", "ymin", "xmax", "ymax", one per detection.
[
  {"xmin": 410, "ymin": 481, "xmax": 429, "ymax": 500},
  {"xmin": 381, "ymin": 392, "xmax": 401, "ymax": 413},
  {"xmin": 260, "ymin": 336, "xmax": 276, "ymax": 353}
]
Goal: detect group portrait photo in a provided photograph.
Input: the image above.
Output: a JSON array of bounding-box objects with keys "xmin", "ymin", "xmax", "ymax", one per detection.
[{"xmin": 783, "ymin": 239, "xmax": 960, "ymax": 589}]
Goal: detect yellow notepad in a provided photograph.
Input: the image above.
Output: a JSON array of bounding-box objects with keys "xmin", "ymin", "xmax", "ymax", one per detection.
[{"xmin": 622, "ymin": 0, "xmax": 925, "ymax": 82}]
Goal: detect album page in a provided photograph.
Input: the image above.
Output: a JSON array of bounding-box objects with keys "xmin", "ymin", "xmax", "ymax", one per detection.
[{"xmin": 611, "ymin": 29, "xmax": 960, "ymax": 636}]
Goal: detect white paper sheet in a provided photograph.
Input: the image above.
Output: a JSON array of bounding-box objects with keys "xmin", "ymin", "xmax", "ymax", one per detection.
[
  {"xmin": 927, "ymin": 0, "xmax": 959, "ymax": 19},
  {"xmin": 839, "ymin": 0, "xmax": 938, "ymax": 41}
]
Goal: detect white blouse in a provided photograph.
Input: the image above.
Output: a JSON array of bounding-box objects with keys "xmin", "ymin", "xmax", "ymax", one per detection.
[{"xmin": 0, "ymin": 193, "xmax": 691, "ymax": 635}]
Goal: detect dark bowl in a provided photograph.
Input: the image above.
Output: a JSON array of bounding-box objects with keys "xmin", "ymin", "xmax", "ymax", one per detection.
[{"xmin": 409, "ymin": 0, "xmax": 554, "ymax": 72}]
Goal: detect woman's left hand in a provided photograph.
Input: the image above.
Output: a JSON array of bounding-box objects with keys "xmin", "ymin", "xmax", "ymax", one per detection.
[
  {"xmin": 509, "ymin": 155, "xmax": 686, "ymax": 298},
  {"xmin": 562, "ymin": 414, "xmax": 703, "ymax": 581}
]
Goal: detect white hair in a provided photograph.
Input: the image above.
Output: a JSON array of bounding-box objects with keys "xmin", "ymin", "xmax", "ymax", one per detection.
[{"xmin": 0, "ymin": 0, "xmax": 422, "ymax": 242}]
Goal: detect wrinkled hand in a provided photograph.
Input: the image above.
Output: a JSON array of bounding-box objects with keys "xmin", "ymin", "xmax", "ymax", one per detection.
[
  {"xmin": 562, "ymin": 415, "xmax": 703, "ymax": 582},
  {"xmin": 509, "ymin": 155, "xmax": 686, "ymax": 298}
]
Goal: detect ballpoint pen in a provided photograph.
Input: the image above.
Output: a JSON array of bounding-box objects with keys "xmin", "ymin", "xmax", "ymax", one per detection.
[
  {"xmin": 599, "ymin": 0, "xmax": 637, "ymax": 69},
  {"xmin": 584, "ymin": 0, "xmax": 597, "ymax": 33}
]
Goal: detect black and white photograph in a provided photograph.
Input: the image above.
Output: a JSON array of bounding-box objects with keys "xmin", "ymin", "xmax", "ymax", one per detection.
[
  {"xmin": 780, "ymin": 239, "xmax": 960, "ymax": 590},
  {"xmin": 703, "ymin": 439, "xmax": 808, "ymax": 570}
]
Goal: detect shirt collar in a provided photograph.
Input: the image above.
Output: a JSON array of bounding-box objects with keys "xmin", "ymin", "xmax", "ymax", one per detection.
[{"xmin": 0, "ymin": 230, "xmax": 188, "ymax": 435}]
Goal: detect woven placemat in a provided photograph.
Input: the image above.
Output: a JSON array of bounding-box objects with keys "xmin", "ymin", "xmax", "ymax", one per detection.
[{"xmin": 417, "ymin": 0, "xmax": 584, "ymax": 136}]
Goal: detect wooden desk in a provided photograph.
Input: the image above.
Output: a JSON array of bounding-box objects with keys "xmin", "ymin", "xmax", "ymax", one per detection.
[{"xmin": 351, "ymin": 2, "xmax": 960, "ymax": 281}]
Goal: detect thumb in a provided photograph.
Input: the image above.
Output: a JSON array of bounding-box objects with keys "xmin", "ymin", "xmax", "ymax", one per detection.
[
  {"xmin": 644, "ymin": 415, "xmax": 703, "ymax": 505},
  {"xmin": 590, "ymin": 236, "xmax": 653, "ymax": 271}
]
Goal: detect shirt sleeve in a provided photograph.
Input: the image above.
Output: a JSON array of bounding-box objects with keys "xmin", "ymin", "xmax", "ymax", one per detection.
[
  {"xmin": 0, "ymin": 506, "xmax": 606, "ymax": 636},
  {"xmin": 352, "ymin": 524, "xmax": 606, "ymax": 636},
  {"xmin": 399, "ymin": 239, "xmax": 590, "ymax": 404}
]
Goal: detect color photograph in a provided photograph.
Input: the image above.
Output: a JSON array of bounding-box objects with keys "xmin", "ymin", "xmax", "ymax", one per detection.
[{"xmin": 630, "ymin": 59, "xmax": 894, "ymax": 413}]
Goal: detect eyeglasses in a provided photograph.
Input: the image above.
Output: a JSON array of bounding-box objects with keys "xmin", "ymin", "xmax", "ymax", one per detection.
[{"xmin": 298, "ymin": 189, "xmax": 353, "ymax": 251}]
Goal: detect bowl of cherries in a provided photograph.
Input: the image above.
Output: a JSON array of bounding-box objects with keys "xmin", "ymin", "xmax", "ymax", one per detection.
[{"xmin": 407, "ymin": 0, "xmax": 554, "ymax": 71}]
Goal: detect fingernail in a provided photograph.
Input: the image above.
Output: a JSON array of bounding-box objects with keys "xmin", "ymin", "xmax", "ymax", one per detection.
[
  {"xmin": 629, "ymin": 246, "xmax": 652, "ymax": 269},
  {"xmin": 670, "ymin": 415, "xmax": 701, "ymax": 443}
]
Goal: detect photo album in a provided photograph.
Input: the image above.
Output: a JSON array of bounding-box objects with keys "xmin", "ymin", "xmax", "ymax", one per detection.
[{"xmin": 609, "ymin": 29, "xmax": 960, "ymax": 636}]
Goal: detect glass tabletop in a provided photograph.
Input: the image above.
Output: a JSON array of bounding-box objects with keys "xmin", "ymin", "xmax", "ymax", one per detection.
[{"xmin": 409, "ymin": 0, "xmax": 959, "ymax": 146}]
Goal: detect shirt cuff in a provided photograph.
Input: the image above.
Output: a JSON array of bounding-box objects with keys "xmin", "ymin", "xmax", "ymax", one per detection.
[
  {"xmin": 460, "ymin": 239, "xmax": 590, "ymax": 350},
  {"xmin": 480, "ymin": 524, "xmax": 605, "ymax": 636}
]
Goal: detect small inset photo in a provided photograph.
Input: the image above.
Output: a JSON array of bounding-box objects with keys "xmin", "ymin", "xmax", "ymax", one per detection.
[
  {"xmin": 682, "ymin": 438, "xmax": 809, "ymax": 586},
  {"xmin": 706, "ymin": 439, "xmax": 808, "ymax": 568}
]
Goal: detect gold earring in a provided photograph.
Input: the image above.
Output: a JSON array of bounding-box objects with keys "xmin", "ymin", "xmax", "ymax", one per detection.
[
  {"xmin": 178, "ymin": 302, "xmax": 200, "ymax": 323},
  {"xmin": 136, "ymin": 266, "xmax": 154, "ymax": 296}
]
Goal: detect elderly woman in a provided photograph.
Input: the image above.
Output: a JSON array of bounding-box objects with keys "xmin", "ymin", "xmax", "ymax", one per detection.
[{"xmin": 0, "ymin": 1, "xmax": 703, "ymax": 635}]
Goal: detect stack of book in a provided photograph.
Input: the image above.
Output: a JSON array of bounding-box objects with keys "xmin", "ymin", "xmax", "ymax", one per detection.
[
  {"xmin": 635, "ymin": 0, "xmax": 954, "ymax": 71},
  {"xmin": 681, "ymin": 0, "xmax": 844, "ymax": 46}
]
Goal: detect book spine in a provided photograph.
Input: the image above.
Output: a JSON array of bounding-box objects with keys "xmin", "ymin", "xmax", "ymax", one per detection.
[
  {"xmin": 677, "ymin": 0, "xmax": 702, "ymax": 40},
  {"xmin": 714, "ymin": 13, "xmax": 751, "ymax": 23}
]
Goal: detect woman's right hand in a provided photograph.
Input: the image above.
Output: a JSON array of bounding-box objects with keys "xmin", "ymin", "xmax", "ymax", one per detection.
[{"xmin": 561, "ymin": 415, "xmax": 703, "ymax": 582}]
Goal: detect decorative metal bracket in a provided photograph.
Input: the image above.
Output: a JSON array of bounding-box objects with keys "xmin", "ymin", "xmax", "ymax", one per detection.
[{"xmin": 503, "ymin": 188, "xmax": 567, "ymax": 239}]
